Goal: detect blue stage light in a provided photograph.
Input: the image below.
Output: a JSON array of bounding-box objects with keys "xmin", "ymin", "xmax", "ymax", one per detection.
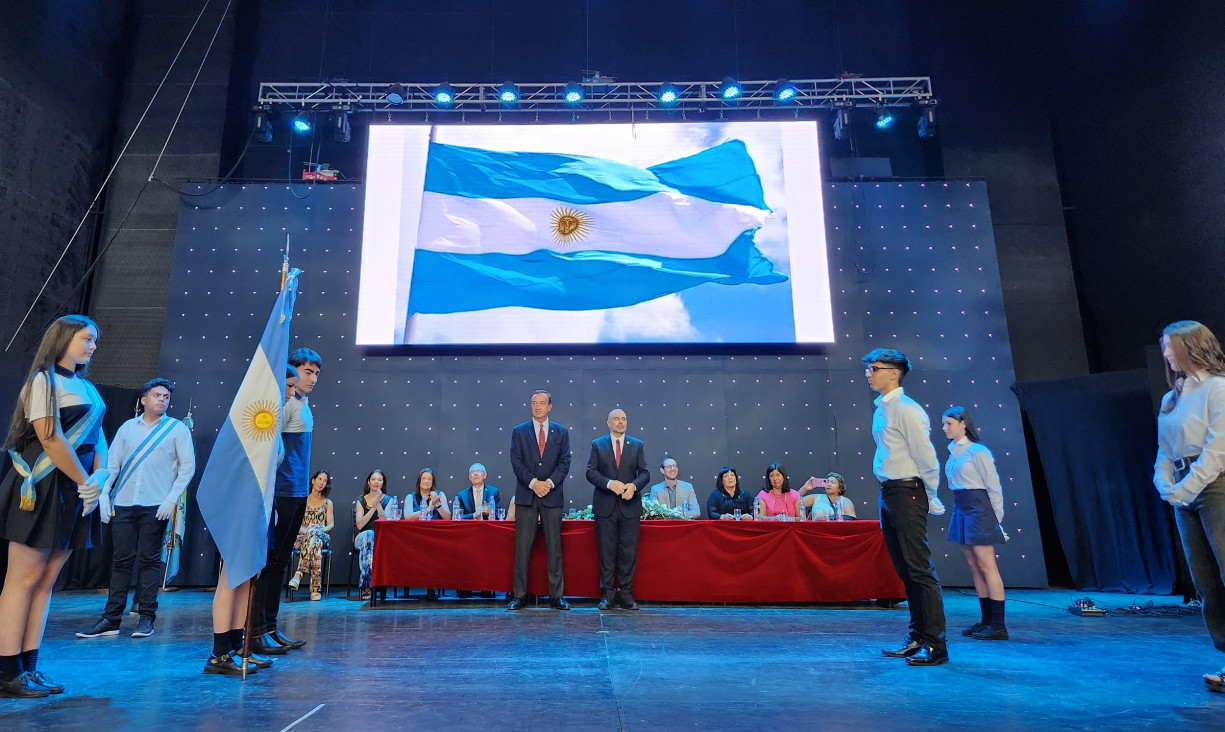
[
  {"xmin": 433, "ymin": 83, "xmax": 455, "ymax": 106},
  {"xmin": 658, "ymin": 82, "xmax": 680, "ymax": 106},
  {"xmin": 385, "ymin": 84, "xmax": 406, "ymax": 105},
  {"xmin": 774, "ymin": 79, "xmax": 798, "ymax": 103},
  {"xmin": 874, "ymin": 107, "xmax": 896, "ymax": 129},
  {"xmin": 719, "ymin": 76, "xmax": 741, "ymax": 101},
  {"xmin": 498, "ymin": 82, "xmax": 519, "ymax": 104},
  {"xmin": 291, "ymin": 112, "xmax": 311, "ymax": 133},
  {"xmin": 563, "ymin": 82, "xmax": 584, "ymax": 104}
]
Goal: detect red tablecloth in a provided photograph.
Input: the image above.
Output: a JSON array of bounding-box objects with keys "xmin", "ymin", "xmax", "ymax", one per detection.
[{"xmin": 372, "ymin": 519, "xmax": 904, "ymax": 603}]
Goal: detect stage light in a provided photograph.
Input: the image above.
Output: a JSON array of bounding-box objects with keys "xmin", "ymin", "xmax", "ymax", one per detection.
[
  {"xmin": 917, "ymin": 107, "xmax": 937, "ymax": 138},
  {"xmin": 774, "ymin": 79, "xmax": 799, "ymax": 103},
  {"xmin": 498, "ymin": 82, "xmax": 519, "ymax": 105},
  {"xmin": 333, "ymin": 107, "xmax": 350, "ymax": 143},
  {"xmin": 291, "ymin": 111, "xmax": 312, "ymax": 133},
  {"xmin": 385, "ymin": 83, "xmax": 407, "ymax": 105},
  {"xmin": 874, "ymin": 106, "xmax": 896, "ymax": 129},
  {"xmin": 433, "ymin": 83, "xmax": 455, "ymax": 106},
  {"xmin": 253, "ymin": 108, "xmax": 273, "ymax": 143},
  {"xmin": 719, "ymin": 76, "xmax": 741, "ymax": 101},
  {"xmin": 833, "ymin": 108, "xmax": 850, "ymax": 140},
  {"xmin": 563, "ymin": 82, "xmax": 584, "ymax": 105},
  {"xmin": 658, "ymin": 82, "xmax": 680, "ymax": 106}
]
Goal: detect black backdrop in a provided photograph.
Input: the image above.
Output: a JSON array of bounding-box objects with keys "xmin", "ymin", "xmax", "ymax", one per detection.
[
  {"xmin": 1013, "ymin": 371, "xmax": 1178, "ymax": 594},
  {"xmin": 145, "ymin": 178, "xmax": 1044, "ymax": 589}
]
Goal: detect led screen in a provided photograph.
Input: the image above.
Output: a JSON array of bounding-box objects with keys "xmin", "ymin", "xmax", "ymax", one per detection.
[{"xmin": 356, "ymin": 121, "xmax": 833, "ymax": 346}]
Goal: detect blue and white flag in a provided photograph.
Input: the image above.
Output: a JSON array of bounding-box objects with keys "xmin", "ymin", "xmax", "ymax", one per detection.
[
  {"xmin": 196, "ymin": 269, "xmax": 300, "ymax": 588},
  {"xmin": 407, "ymin": 139, "xmax": 786, "ymax": 315}
]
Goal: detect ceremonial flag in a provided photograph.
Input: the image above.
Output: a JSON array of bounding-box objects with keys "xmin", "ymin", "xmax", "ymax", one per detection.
[
  {"xmin": 196, "ymin": 269, "xmax": 300, "ymax": 588},
  {"xmin": 407, "ymin": 139, "xmax": 786, "ymax": 315},
  {"xmin": 160, "ymin": 491, "xmax": 186, "ymax": 588}
]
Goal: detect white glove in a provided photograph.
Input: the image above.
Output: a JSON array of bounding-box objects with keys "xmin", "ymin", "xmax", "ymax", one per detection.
[
  {"xmin": 99, "ymin": 493, "xmax": 112, "ymax": 524},
  {"xmin": 928, "ymin": 495, "xmax": 946, "ymax": 516},
  {"xmin": 156, "ymin": 498, "xmax": 177, "ymax": 521},
  {"xmin": 78, "ymin": 470, "xmax": 108, "ymax": 516}
]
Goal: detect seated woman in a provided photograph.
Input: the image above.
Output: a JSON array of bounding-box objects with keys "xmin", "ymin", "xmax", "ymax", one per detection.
[
  {"xmin": 354, "ymin": 469, "xmax": 392, "ymax": 601},
  {"xmin": 405, "ymin": 468, "xmax": 449, "ymax": 599},
  {"xmin": 756, "ymin": 462, "xmax": 801, "ymax": 519},
  {"xmin": 707, "ymin": 467, "xmax": 755, "ymax": 520},
  {"xmin": 799, "ymin": 472, "xmax": 858, "ymax": 520},
  {"xmin": 290, "ymin": 469, "xmax": 334, "ymax": 600},
  {"xmin": 405, "ymin": 468, "xmax": 450, "ymax": 521}
]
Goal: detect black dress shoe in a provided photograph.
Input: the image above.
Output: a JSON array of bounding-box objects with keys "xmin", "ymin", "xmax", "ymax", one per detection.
[
  {"xmin": 550, "ymin": 598, "xmax": 571, "ymax": 610},
  {"xmin": 598, "ymin": 595, "xmax": 614, "ymax": 611},
  {"xmin": 250, "ymin": 633, "xmax": 289, "ymax": 655},
  {"xmin": 238, "ymin": 652, "xmax": 274, "ymax": 669},
  {"xmin": 0, "ymin": 672, "xmax": 51, "ymax": 698},
  {"xmin": 619, "ymin": 593, "xmax": 640, "ymax": 611},
  {"xmin": 962, "ymin": 622, "xmax": 986, "ymax": 637},
  {"xmin": 507, "ymin": 597, "xmax": 525, "ymax": 611},
  {"xmin": 27, "ymin": 670, "xmax": 64, "ymax": 694},
  {"xmin": 203, "ymin": 653, "xmax": 251, "ymax": 676},
  {"xmin": 881, "ymin": 639, "xmax": 921, "ymax": 658},
  {"xmin": 270, "ymin": 630, "xmax": 307, "ymax": 649},
  {"xmin": 906, "ymin": 645, "xmax": 950, "ymax": 666},
  {"xmin": 971, "ymin": 625, "xmax": 1009, "ymax": 641}
]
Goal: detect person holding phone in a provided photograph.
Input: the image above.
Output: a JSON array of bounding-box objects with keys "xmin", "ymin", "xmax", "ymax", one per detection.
[{"xmin": 799, "ymin": 472, "xmax": 857, "ymax": 519}]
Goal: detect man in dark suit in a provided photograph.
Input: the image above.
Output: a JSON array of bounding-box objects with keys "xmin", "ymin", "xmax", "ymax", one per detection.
[
  {"xmin": 586, "ymin": 408, "xmax": 650, "ymax": 611},
  {"xmin": 454, "ymin": 462, "xmax": 501, "ymax": 520},
  {"xmin": 508, "ymin": 390, "xmax": 572, "ymax": 610}
]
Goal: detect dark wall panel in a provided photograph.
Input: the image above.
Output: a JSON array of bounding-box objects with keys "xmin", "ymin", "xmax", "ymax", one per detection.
[{"xmin": 155, "ymin": 181, "xmax": 1046, "ymax": 590}]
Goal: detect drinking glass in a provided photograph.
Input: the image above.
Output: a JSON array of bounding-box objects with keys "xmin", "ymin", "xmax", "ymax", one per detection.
[
  {"xmin": 733, "ymin": 508, "xmax": 743, "ymax": 520},
  {"xmin": 497, "ymin": 509, "xmax": 507, "ymax": 521}
]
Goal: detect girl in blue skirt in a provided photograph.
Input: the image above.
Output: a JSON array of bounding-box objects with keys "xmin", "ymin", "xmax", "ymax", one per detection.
[{"xmin": 942, "ymin": 406, "xmax": 1008, "ymax": 640}]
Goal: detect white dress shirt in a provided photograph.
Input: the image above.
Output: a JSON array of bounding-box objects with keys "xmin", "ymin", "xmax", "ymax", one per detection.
[
  {"xmin": 104, "ymin": 414, "xmax": 196, "ymax": 508},
  {"xmin": 1155, "ymin": 370, "xmax": 1225, "ymax": 505},
  {"xmin": 946, "ymin": 437, "xmax": 1005, "ymax": 522},
  {"xmin": 871, "ymin": 387, "xmax": 941, "ymax": 504}
]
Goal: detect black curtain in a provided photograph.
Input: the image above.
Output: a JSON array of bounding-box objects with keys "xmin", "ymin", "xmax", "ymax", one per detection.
[{"xmin": 1012, "ymin": 370, "xmax": 1177, "ymax": 592}]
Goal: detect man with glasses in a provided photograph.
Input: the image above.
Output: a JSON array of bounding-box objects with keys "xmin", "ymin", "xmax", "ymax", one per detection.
[
  {"xmin": 648, "ymin": 457, "xmax": 700, "ymax": 519},
  {"xmin": 862, "ymin": 348, "xmax": 948, "ymax": 666}
]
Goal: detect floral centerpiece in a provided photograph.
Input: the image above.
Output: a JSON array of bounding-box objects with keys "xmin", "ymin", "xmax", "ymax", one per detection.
[
  {"xmin": 564, "ymin": 505, "xmax": 594, "ymax": 520},
  {"xmin": 641, "ymin": 497, "xmax": 686, "ymax": 520}
]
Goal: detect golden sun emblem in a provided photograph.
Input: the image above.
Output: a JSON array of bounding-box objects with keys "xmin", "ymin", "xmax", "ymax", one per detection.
[
  {"xmin": 549, "ymin": 207, "xmax": 593, "ymax": 246},
  {"xmin": 241, "ymin": 400, "xmax": 281, "ymax": 441}
]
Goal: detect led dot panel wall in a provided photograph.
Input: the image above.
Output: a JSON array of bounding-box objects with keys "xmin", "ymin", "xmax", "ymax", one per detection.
[{"xmin": 159, "ymin": 180, "xmax": 1045, "ymax": 589}]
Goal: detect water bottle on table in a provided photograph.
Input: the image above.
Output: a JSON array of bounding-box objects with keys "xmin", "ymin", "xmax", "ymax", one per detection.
[
  {"xmin": 452, "ymin": 497, "xmax": 462, "ymax": 520},
  {"xmin": 752, "ymin": 498, "xmax": 761, "ymax": 521}
]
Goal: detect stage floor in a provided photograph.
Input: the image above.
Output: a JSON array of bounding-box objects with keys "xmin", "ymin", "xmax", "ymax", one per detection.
[{"xmin": 0, "ymin": 588, "xmax": 1219, "ymax": 730}]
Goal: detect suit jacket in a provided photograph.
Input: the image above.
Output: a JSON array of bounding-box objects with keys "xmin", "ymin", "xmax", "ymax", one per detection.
[
  {"xmin": 455, "ymin": 484, "xmax": 501, "ymax": 519},
  {"xmin": 586, "ymin": 434, "xmax": 650, "ymax": 519},
  {"xmin": 510, "ymin": 420, "xmax": 571, "ymax": 509}
]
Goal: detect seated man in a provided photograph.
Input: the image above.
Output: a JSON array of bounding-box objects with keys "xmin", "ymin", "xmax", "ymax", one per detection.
[
  {"xmin": 455, "ymin": 462, "xmax": 501, "ymax": 520},
  {"xmin": 454, "ymin": 462, "xmax": 501, "ymax": 598},
  {"xmin": 648, "ymin": 456, "xmax": 700, "ymax": 519}
]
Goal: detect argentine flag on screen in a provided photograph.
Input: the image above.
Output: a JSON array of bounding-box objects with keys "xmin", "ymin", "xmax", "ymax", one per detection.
[
  {"xmin": 407, "ymin": 139, "xmax": 786, "ymax": 315},
  {"xmin": 196, "ymin": 269, "xmax": 299, "ymax": 588}
]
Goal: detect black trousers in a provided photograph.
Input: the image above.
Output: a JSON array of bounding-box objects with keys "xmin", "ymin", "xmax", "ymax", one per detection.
[
  {"xmin": 253, "ymin": 495, "xmax": 306, "ymax": 634},
  {"xmin": 512, "ymin": 497, "xmax": 563, "ymax": 600},
  {"xmin": 879, "ymin": 479, "xmax": 947, "ymax": 650},
  {"xmin": 594, "ymin": 510, "xmax": 640, "ymax": 594},
  {"xmin": 103, "ymin": 505, "xmax": 168, "ymax": 622}
]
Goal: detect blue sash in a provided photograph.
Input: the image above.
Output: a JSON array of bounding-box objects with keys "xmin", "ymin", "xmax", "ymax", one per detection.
[
  {"xmin": 9, "ymin": 375, "xmax": 105, "ymax": 511},
  {"xmin": 107, "ymin": 416, "xmax": 180, "ymax": 503}
]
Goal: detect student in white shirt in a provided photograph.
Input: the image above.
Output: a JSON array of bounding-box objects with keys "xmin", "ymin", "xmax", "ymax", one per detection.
[
  {"xmin": 941, "ymin": 406, "xmax": 1008, "ymax": 641},
  {"xmin": 1153, "ymin": 320, "xmax": 1225, "ymax": 693}
]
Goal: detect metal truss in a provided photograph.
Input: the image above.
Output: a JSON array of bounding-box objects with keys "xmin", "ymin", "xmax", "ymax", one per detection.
[{"xmin": 256, "ymin": 77, "xmax": 935, "ymax": 114}]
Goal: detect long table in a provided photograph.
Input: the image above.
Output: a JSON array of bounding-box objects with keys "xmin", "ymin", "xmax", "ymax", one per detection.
[{"xmin": 371, "ymin": 519, "xmax": 904, "ymax": 604}]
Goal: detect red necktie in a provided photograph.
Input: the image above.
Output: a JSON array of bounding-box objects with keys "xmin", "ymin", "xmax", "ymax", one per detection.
[
  {"xmin": 538, "ymin": 424, "xmax": 546, "ymax": 457},
  {"xmin": 614, "ymin": 438, "xmax": 622, "ymax": 468}
]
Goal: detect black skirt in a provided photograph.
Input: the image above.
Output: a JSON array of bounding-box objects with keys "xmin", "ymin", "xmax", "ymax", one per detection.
[
  {"xmin": 0, "ymin": 445, "xmax": 100, "ymax": 551},
  {"xmin": 947, "ymin": 489, "xmax": 1005, "ymax": 546}
]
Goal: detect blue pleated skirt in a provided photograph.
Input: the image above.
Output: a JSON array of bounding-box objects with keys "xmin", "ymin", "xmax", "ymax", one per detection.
[{"xmin": 948, "ymin": 489, "xmax": 1005, "ymax": 546}]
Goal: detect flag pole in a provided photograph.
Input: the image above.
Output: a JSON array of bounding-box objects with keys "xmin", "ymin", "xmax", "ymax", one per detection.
[
  {"xmin": 280, "ymin": 235, "xmax": 290, "ymax": 292},
  {"xmin": 241, "ymin": 572, "xmax": 258, "ymax": 680},
  {"xmin": 161, "ymin": 502, "xmax": 175, "ymax": 590}
]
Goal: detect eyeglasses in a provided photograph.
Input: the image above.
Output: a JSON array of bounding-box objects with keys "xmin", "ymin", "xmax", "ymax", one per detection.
[{"xmin": 864, "ymin": 366, "xmax": 901, "ymax": 374}]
